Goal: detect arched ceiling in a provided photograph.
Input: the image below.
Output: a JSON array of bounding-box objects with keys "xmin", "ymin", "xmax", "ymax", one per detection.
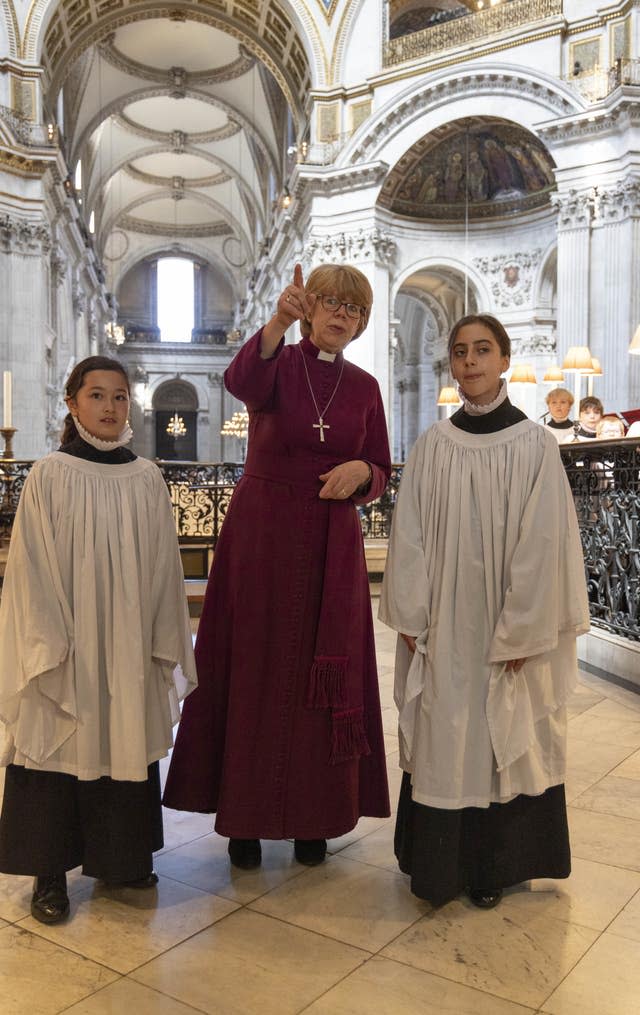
[
  {"xmin": 41, "ymin": 9, "xmax": 310, "ymax": 298},
  {"xmin": 379, "ymin": 116, "xmax": 557, "ymax": 221}
]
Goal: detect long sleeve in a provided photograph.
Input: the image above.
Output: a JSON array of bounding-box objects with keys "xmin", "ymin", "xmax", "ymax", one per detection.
[
  {"xmin": 224, "ymin": 328, "xmax": 285, "ymax": 411},
  {"xmin": 488, "ymin": 439, "xmax": 590, "ymax": 664},
  {"xmin": 151, "ymin": 469, "xmax": 197, "ymax": 717},
  {"xmin": 0, "ymin": 463, "xmax": 77, "ymax": 764},
  {"xmin": 352, "ymin": 382, "xmax": 391, "ymax": 506},
  {"xmin": 378, "ymin": 434, "xmax": 430, "ymax": 638}
]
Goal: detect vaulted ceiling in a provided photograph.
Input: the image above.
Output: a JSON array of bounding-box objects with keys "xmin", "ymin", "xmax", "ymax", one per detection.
[{"xmin": 41, "ymin": 5, "xmax": 311, "ymax": 301}]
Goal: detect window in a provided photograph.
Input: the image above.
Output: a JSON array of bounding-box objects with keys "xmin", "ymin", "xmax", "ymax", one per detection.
[{"xmin": 157, "ymin": 257, "xmax": 194, "ymax": 343}]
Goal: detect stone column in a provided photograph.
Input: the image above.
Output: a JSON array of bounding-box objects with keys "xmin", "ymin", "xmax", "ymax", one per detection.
[
  {"xmin": 304, "ymin": 224, "xmax": 397, "ymax": 421},
  {"xmin": 591, "ymin": 178, "xmax": 640, "ymax": 410},
  {"xmin": 208, "ymin": 371, "xmax": 225, "ymax": 460},
  {"xmin": 0, "ymin": 213, "xmax": 51, "ymax": 456},
  {"xmin": 550, "ymin": 189, "xmax": 595, "ymax": 360}
]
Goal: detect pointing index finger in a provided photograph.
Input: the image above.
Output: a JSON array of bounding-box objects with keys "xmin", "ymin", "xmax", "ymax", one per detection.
[{"xmin": 293, "ymin": 262, "xmax": 304, "ymax": 290}]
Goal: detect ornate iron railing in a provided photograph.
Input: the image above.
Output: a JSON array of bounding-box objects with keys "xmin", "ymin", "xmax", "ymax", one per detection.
[
  {"xmin": 2, "ymin": 444, "xmax": 639, "ymax": 644},
  {"xmin": 560, "ymin": 439, "xmax": 640, "ymax": 642},
  {"xmin": 383, "ymin": 0, "xmax": 562, "ymax": 67}
]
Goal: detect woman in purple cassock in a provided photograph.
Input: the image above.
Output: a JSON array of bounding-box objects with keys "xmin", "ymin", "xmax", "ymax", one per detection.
[{"xmin": 163, "ymin": 262, "xmax": 391, "ymax": 868}]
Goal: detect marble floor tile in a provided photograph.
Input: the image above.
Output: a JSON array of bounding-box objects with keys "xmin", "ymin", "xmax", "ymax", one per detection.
[
  {"xmin": 576, "ymin": 675, "xmax": 640, "ymax": 715},
  {"xmin": 0, "ymin": 924, "xmax": 118, "ymax": 1015},
  {"xmin": 566, "ymin": 684, "xmax": 605, "ymax": 719},
  {"xmin": 612, "ymin": 747, "xmax": 640, "ymax": 780},
  {"xmin": 305, "ymin": 955, "xmax": 536, "ymax": 1015},
  {"xmin": 566, "ymin": 735, "xmax": 638, "ymax": 780},
  {"xmin": 540, "ymin": 932, "xmax": 640, "ymax": 1015},
  {"xmin": 18, "ymin": 874, "xmax": 239, "ymax": 974},
  {"xmin": 607, "ymin": 886, "xmax": 640, "ymax": 943},
  {"xmin": 504, "ymin": 856, "xmax": 640, "ymax": 931},
  {"xmin": 338, "ymin": 819, "xmax": 398, "ymax": 873},
  {"xmin": 571, "ymin": 774, "xmax": 640, "ymax": 820},
  {"xmin": 157, "ymin": 807, "xmax": 216, "ymax": 854},
  {"xmin": 63, "ymin": 977, "xmax": 203, "ymax": 1014},
  {"xmin": 249, "ymin": 854, "xmax": 428, "ymax": 951},
  {"xmin": 381, "ymin": 899, "xmax": 598, "ymax": 1009},
  {"xmin": 567, "ymin": 806, "xmax": 640, "ymax": 871},
  {"xmin": 0, "ymin": 872, "xmax": 36, "ymax": 923},
  {"xmin": 131, "ymin": 908, "xmax": 369, "ymax": 1015},
  {"xmin": 579, "ymin": 697, "xmax": 640, "ymax": 722},
  {"xmin": 325, "ymin": 815, "xmax": 390, "ymax": 853},
  {"xmin": 155, "ymin": 833, "xmax": 306, "ymax": 904},
  {"xmin": 568, "ymin": 707, "xmax": 640, "ymax": 748}
]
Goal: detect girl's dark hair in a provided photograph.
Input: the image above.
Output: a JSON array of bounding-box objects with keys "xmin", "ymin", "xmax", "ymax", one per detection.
[
  {"xmin": 579, "ymin": 395, "xmax": 603, "ymax": 414},
  {"xmin": 447, "ymin": 314, "xmax": 511, "ymax": 359},
  {"xmin": 61, "ymin": 356, "xmax": 130, "ymax": 445}
]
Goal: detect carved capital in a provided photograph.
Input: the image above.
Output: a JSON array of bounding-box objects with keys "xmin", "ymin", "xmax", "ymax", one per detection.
[
  {"xmin": 512, "ymin": 334, "xmax": 557, "ymax": 356},
  {"xmin": 305, "ymin": 227, "xmax": 396, "ymax": 268},
  {"xmin": 596, "ymin": 177, "xmax": 640, "ymax": 221},
  {"xmin": 0, "ymin": 213, "xmax": 51, "ymax": 254},
  {"xmin": 207, "ymin": 371, "xmax": 224, "ymax": 386},
  {"xmin": 550, "ymin": 188, "xmax": 596, "ymax": 229},
  {"xmin": 50, "ymin": 245, "xmax": 67, "ymax": 287}
]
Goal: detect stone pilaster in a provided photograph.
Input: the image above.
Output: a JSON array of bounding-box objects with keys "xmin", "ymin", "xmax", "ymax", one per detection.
[{"xmin": 550, "ymin": 189, "xmax": 595, "ymax": 359}]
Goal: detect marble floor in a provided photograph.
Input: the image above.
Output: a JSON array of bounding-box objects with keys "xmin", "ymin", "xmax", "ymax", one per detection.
[{"xmin": 2, "ymin": 611, "xmax": 640, "ymax": 1015}]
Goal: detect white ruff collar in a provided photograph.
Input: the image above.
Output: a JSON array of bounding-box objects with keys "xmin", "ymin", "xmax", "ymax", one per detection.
[
  {"xmin": 74, "ymin": 415, "xmax": 133, "ymax": 451},
  {"xmin": 458, "ymin": 378, "xmax": 508, "ymax": 416}
]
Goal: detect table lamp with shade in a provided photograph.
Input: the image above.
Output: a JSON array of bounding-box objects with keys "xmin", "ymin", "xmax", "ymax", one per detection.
[{"xmin": 561, "ymin": 346, "xmax": 593, "ymax": 404}]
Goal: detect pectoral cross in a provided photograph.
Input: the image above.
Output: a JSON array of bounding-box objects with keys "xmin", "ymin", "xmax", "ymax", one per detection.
[{"xmin": 313, "ymin": 417, "xmax": 330, "ymax": 442}]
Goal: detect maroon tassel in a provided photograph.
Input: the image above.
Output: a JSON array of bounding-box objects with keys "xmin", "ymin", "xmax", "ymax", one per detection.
[
  {"xmin": 330, "ymin": 708, "xmax": 371, "ymax": 765},
  {"xmin": 306, "ymin": 656, "xmax": 348, "ymax": 709}
]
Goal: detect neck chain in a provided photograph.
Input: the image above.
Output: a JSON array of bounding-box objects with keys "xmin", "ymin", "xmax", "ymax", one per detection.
[{"xmin": 299, "ymin": 345, "xmax": 345, "ymax": 442}]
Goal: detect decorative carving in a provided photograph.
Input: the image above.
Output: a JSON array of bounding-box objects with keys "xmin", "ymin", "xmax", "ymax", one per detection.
[
  {"xmin": 50, "ymin": 245, "xmax": 67, "ymax": 288},
  {"xmin": 98, "ymin": 36, "xmax": 255, "ymax": 86},
  {"xmin": 305, "ymin": 227, "xmax": 397, "ymax": 267},
  {"xmin": 117, "ymin": 113, "xmax": 241, "ymax": 146},
  {"xmin": 0, "ymin": 214, "xmax": 51, "ymax": 254},
  {"xmin": 119, "ymin": 216, "xmax": 232, "ymax": 238},
  {"xmin": 473, "ymin": 249, "xmax": 543, "ymax": 308},
  {"xmin": 512, "ymin": 334, "xmax": 557, "ymax": 356},
  {"xmin": 596, "ymin": 178, "xmax": 640, "ymax": 221},
  {"xmin": 169, "ymin": 66, "xmax": 187, "ymax": 98},
  {"xmin": 207, "ymin": 372, "xmax": 224, "ymax": 386},
  {"xmin": 71, "ymin": 280, "xmax": 86, "ymax": 317},
  {"xmin": 550, "ymin": 188, "xmax": 596, "ymax": 229}
]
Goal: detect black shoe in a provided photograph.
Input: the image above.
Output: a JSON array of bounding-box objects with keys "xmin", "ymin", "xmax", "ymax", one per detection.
[
  {"xmin": 122, "ymin": 871, "xmax": 159, "ymax": 889},
  {"xmin": 228, "ymin": 838, "xmax": 262, "ymax": 869},
  {"xmin": 467, "ymin": 887, "xmax": 503, "ymax": 909},
  {"xmin": 294, "ymin": 839, "xmax": 327, "ymax": 866},
  {"xmin": 31, "ymin": 874, "xmax": 70, "ymax": 924}
]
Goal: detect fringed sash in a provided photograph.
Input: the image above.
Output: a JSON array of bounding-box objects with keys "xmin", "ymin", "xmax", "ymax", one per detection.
[{"xmin": 244, "ymin": 450, "xmax": 371, "ymax": 765}]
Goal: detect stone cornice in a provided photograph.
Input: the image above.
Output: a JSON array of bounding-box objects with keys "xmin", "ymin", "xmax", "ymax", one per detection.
[
  {"xmin": 291, "ymin": 161, "xmax": 389, "ymax": 199},
  {"xmin": 125, "ymin": 164, "xmax": 231, "ymax": 188},
  {"xmin": 538, "ymin": 94, "xmax": 640, "ymax": 146},
  {"xmin": 304, "ymin": 226, "xmax": 397, "ymax": 268},
  {"xmin": 550, "ymin": 188, "xmax": 596, "ymax": 229}
]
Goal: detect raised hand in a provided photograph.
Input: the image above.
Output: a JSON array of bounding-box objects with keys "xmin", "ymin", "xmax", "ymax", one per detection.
[
  {"xmin": 261, "ymin": 262, "xmax": 315, "ymax": 355},
  {"xmin": 318, "ymin": 459, "xmax": 371, "ymax": 500},
  {"xmin": 277, "ymin": 262, "xmax": 313, "ymax": 326}
]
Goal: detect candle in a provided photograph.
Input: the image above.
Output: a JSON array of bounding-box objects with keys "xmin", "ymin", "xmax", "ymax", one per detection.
[{"xmin": 3, "ymin": 371, "xmax": 11, "ymax": 429}]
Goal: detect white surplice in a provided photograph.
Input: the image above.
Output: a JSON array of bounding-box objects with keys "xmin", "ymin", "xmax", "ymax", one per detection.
[
  {"xmin": 0, "ymin": 453, "xmax": 197, "ymax": 781},
  {"xmin": 379, "ymin": 419, "xmax": 590, "ymax": 809}
]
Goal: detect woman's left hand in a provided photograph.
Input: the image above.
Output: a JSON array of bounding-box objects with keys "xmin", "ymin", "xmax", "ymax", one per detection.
[
  {"xmin": 318, "ymin": 460, "xmax": 370, "ymax": 500},
  {"xmin": 506, "ymin": 658, "xmax": 526, "ymax": 672}
]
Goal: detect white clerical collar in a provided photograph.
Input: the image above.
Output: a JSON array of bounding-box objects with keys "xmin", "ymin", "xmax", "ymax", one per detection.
[
  {"xmin": 317, "ymin": 349, "xmax": 336, "ymax": 362},
  {"xmin": 458, "ymin": 378, "xmax": 508, "ymax": 416},
  {"xmin": 74, "ymin": 415, "xmax": 134, "ymax": 451}
]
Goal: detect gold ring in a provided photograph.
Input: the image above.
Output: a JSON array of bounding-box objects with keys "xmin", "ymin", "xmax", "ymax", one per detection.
[{"xmin": 285, "ymin": 294, "xmax": 291, "ymax": 302}]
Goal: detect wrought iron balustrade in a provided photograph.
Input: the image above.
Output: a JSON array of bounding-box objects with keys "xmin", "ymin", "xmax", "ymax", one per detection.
[
  {"xmin": 2, "ymin": 445, "xmax": 638, "ymax": 646},
  {"xmin": 0, "ymin": 461, "xmax": 35, "ymax": 542},
  {"xmin": 560, "ymin": 439, "xmax": 640, "ymax": 642},
  {"xmin": 383, "ymin": 0, "xmax": 562, "ymax": 67}
]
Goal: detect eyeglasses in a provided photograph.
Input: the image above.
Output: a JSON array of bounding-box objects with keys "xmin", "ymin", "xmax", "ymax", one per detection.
[{"xmin": 316, "ymin": 294, "xmax": 364, "ymax": 320}]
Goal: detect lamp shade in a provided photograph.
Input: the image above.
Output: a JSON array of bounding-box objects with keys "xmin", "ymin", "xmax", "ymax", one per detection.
[
  {"xmin": 562, "ymin": 345, "xmax": 593, "ymax": 371},
  {"xmin": 437, "ymin": 385, "xmax": 461, "ymax": 406},
  {"xmin": 509, "ymin": 363, "xmax": 537, "ymax": 384},
  {"xmin": 542, "ymin": 364, "xmax": 565, "ymax": 383},
  {"xmin": 629, "ymin": 326, "xmax": 640, "ymax": 355},
  {"xmin": 589, "ymin": 356, "xmax": 603, "ymax": 376}
]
